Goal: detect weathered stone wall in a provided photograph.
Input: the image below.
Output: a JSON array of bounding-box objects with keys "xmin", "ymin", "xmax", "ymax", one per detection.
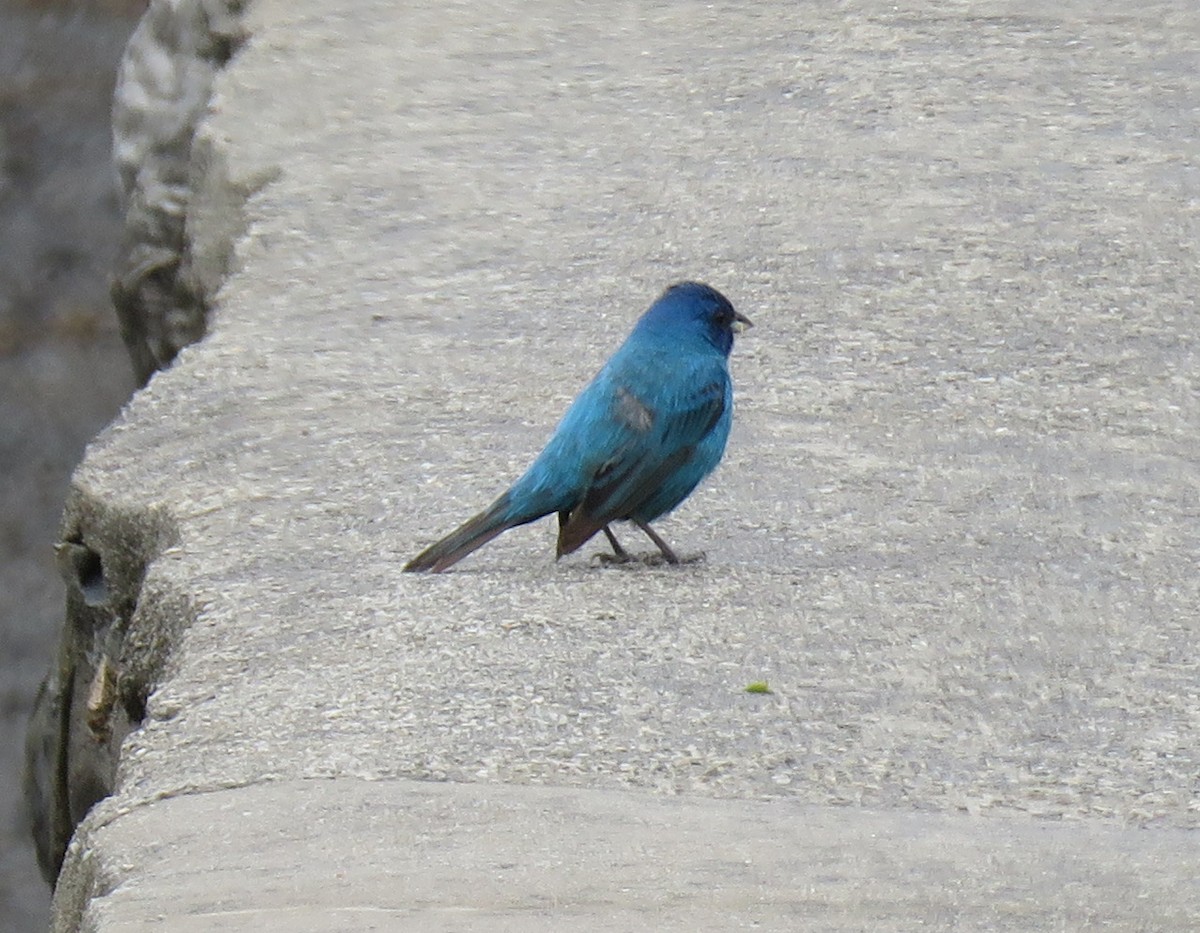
[
  {"xmin": 24, "ymin": 0, "xmax": 246, "ymax": 890},
  {"xmin": 30, "ymin": 2, "xmax": 1200, "ymax": 929},
  {"xmin": 0, "ymin": 4, "xmax": 143, "ymax": 930}
]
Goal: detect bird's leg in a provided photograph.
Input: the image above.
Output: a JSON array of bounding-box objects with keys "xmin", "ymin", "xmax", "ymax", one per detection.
[
  {"xmin": 602, "ymin": 525, "xmax": 631, "ymax": 561},
  {"xmin": 633, "ymin": 520, "xmax": 680, "ymax": 564},
  {"xmin": 554, "ymin": 510, "xmax": 572, "ymax": 562}
]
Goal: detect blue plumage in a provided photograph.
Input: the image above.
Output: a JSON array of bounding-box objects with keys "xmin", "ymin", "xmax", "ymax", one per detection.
[{"xmin": 404, "ymin": 282, "xmax": 750, "ymax": 572}]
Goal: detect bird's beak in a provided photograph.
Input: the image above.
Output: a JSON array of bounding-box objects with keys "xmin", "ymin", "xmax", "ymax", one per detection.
[{"xmin": 732, "ymin": 311, "xmax": 753, "ymax": 334}]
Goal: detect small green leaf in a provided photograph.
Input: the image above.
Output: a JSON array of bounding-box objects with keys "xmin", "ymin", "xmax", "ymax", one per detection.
[{"xmin": 744, "ymin": 680, "xmax": 772, "ymax": 695}]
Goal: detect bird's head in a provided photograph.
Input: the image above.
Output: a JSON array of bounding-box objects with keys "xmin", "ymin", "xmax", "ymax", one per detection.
[{"xmin": 636, "ymin": 281, "xmax": 752, "ymax": 356}]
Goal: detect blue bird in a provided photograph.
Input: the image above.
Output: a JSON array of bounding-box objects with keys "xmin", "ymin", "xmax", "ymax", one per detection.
[{"xmin": 403, "ymin": 282, "xmax": 751, "ymax": 572}]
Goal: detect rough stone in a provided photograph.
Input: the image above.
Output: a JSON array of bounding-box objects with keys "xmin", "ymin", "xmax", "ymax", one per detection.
[{"xmin": 35, "ymin": 0, "xmax": 1200, "ymax": 928}]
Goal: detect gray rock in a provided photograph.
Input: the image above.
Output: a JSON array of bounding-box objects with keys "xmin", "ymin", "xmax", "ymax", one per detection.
[
  {"xmin": 23, "ymin": 0, "xmax": 245, "ymax": 884},
  {"xmin": 26, "ymin": 513, "xmax": 178, "ymax": 884},
  {"xmin": 110, "ymin": 0, "xmax": 245, "ymax": 384}
]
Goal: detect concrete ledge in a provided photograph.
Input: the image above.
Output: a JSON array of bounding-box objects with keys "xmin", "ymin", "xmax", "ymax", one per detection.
[
  {"xmin": 32, "ymin": 0, "xmax": 1200, "ymax": 929},
  {"xmin": 59, "ymin": 779, "xmax": 1200, "ymax": 931}
]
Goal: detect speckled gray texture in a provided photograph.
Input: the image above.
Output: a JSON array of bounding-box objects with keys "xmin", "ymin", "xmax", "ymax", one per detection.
[
  {"xmin": 63, "ymin": 779, "xmax": 1200, "ymax": 931},
  {"xmin": 50, "ymin": 0, "xmax": 1200, "ymax": 929}
]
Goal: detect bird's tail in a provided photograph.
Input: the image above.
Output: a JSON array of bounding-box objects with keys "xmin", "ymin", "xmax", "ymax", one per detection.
[
  {"xmin": 403, "ymin": 493, "xmax": 519, "ymax": 573},
  {"xmin": 555, "ymin": 506, "xmax": 607, "ymax": 559}
]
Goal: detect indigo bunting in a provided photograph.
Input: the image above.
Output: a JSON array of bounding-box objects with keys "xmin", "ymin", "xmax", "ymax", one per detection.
[{"xmin": 404, "ymin": 282, "xmax": 750, "ymax": 572}]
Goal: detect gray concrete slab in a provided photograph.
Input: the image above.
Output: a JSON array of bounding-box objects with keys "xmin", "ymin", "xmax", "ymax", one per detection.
[
  {"xmin": 59, "ymin": 779, "xmax": 1200, "ymax": 931},
  {"xmin": 48, "ymin": 0, "xmax": 1200, "ymax": 929}
]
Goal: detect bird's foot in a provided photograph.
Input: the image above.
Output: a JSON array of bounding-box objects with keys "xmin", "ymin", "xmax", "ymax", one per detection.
[
  {"xmin": 593, "ymin": 550, "xmax": 705, "ymax": 568},
  {"xmin": 595, "ymin": 551, "xmax": 636, "ymax": 566},
  {"xmin": 650, "ymin": 549, "xmax": 706, "ymax": 566}
]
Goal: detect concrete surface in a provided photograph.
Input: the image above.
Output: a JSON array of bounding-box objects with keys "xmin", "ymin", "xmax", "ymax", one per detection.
[
  {"xmin": 46, "ymin": 0, "xmax": 1200, "ymax": 929},
  {"xmin": 58, "ymin": 779, "xmax": 1200, "ymax": 931}
]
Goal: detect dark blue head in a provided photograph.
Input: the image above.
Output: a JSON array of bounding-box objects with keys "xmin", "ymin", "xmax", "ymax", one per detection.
[{"xmin": 634, "ymin": 281, "xmax": 752, "ymax": 357}]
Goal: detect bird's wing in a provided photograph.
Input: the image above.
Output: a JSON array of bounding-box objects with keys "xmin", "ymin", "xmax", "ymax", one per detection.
[
  {"xmin": 588, "ymin": 378, "xmax": 725, "ymax": 515},
  {"xmin": 556, "ymin": 374, "xmax": 726, "ymax": 554}
]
